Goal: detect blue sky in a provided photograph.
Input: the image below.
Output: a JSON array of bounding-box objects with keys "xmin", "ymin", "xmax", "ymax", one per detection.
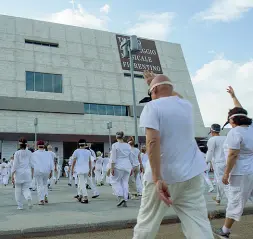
[{"xmin": 0, "ymin": 0, "xmax": 253, "ymax": 126}]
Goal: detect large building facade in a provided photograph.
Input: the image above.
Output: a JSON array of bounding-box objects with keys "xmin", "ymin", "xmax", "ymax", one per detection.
[{"xmin": 0, "ymin": 14, "xmax": 207, "ymax": 160}]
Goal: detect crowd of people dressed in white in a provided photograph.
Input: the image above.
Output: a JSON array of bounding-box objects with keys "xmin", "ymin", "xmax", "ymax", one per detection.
[{"xmin": 1, "ymin": 70, "xmax": 253, "ymax": 238}]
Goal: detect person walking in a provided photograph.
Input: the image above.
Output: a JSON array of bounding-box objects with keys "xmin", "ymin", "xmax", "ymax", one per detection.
[
  {"xmin": 12, "ymin": 138, "xmax": 33, "ymax": 210},
  {"xmin": 133, "ymin": 74, "xmax": 213, "ymax": 239}
]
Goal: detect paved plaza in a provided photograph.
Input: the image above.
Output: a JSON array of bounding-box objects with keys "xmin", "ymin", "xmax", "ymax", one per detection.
[
  {"xmin": 0, "ymin": 177, "xmax": 253, "ymax": 238},
  {"xmin": 32, "ymin": 215, "xmax": 253, "ymax": 239}
]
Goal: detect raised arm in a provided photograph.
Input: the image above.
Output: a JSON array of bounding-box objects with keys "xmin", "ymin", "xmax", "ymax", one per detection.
[{"xmin": 227, "ymin": 86, "xmax": 242, "ymax": 108}]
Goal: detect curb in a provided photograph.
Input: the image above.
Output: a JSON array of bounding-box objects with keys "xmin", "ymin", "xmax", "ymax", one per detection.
[{"xmin": 1, "ymin": 207, "xmax": 253, "ymax": 239}]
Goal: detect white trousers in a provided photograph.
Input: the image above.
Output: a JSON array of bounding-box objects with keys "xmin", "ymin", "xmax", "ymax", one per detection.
[
  {"xmin": 87, "ymin": 175, "xmax": 99, "ymax": 196},
  {"xmin": 2, "ymin": 174, "xmax": 9, "ymax": 185},
  {"xmin": 35, "ymin": 173, "xmax": 49, "ymax": 201},
  {"xmin": 31, "ymin": 177, "xmax": 37, "ymax": 190},
  {"xmin": 133, "ymin": 175, "xmax": 214, "ymax": 239},
  {"xmin": 15, "ymin": 182, "xmax": 32, "ymax": 208},
  {"xmin": 136, "ymin": 172, "xmax": 143, "ymax": 194},
  {"xmin": 74, "ymin": 173, "xmax": 78, "ymax": 185},
  {"xmin": 111, "ymin": 169, "xmax": 130, "ymax": 201},
  {"xmin": 57, "ymin": 166, "xmax": 61, "ymax": 180},
  {"xmin": 95, "ymin": 169, "xmax": 103, "ymax": 184},
  {"xmin": 129, "ymin": 166, "xmax": 140, "ymax": 195},
  {"xmin": 226, "ymin": 174, "xmax": 253, "ymax": 221},
  {"xmin": 65, "ymin": 170, "xmax": 69, "ymax": 178},
  {"xmin": 68, "ymin": 170, "xmax": 73, "ymax": 184},
  {"xmin": 78, "ymin": 174, "xmax": 88, "ymax": 197},
  {"xmin": 213, "ymin": 162, "xmax": 226, "ymax": 201},
  {"xmin": 202, "ymin": 172, "xmax": 213, "ymax": 189}
]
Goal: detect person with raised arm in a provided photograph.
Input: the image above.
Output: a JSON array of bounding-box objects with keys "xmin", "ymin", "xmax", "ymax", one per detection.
[{"xmin": 213, "ymin": 86, "xmax": 253, "ymax": 238}]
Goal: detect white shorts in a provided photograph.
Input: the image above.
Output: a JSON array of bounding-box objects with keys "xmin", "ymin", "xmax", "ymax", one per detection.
[{"xmin": 226, "ymin": 174, "xmax": 253, "ymax": 221}]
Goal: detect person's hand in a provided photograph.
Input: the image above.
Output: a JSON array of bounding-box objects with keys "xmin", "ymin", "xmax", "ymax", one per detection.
[
  {"xmin": 12, "ymin": 176, "xmax": 15, "ymax": 184},
  {"xmin": 49, "ymin": 172, "xmax": 52, "ymax": 179},
  {"xmin": 111, "ymin": 168, "xmax": 115, "ymax": 176},
  {"xmin": 88, "ymin": 171, "xmax": 91, "ymax": 177},
  {"xmin": 222, "ymin": 173, "xmax": 230, "ymax": 185},
  {"xmin": 227, "ymin": 86, "xmax": 235, "ymax": 98},
  {"xmin": 156, "ymin": 180, "xmax": 173, "ymax": 206},
  {"xmin": 140, "ymin": 164, "xmax": 144, "ymax": 174},
  {"xmin": 143, "ymin": 70, "xmax": 156, "ymax": 86}
]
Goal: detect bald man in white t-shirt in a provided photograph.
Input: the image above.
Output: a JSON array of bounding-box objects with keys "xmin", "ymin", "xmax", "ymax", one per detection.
[{"xmin": 133, "ymin": 74, "xmax": 214, "ymax": 239}]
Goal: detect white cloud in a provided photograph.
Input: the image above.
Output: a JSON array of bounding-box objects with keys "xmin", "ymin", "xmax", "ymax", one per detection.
[
  {"xmin": 192, "ymin": 55, "xmax": 253, "ymax": 127},
  {"xmin": 195, "ymin": 0, "xmax": 253, "ymax": 22},
  {"xmin": 100, "ymin": 4, "xmax": 110, "ymax": 14},
  {"xmin": 126, "ymin": 12, "xmax": 175, "ymax": 41},
  {"xmin": 45, "ymin": 4, "xmax": 109, "ymax": 30}
]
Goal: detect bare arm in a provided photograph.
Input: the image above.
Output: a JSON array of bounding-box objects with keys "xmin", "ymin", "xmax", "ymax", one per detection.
[
  {"xmin": 146, "ymin": 128, "xmax": 161, "ymax": 183},
  {"xmin": 206, "ymin": 140, "xmax": 215, "ymax": 163},
  {"xmin": 227, "ymin": 86, "xmax": 242, "ymax": 108},
  {"xmin": 72, "ymin": 158, "xmax": 77, "ymax": 173},
  {"xmin": 224, "ymin": 149, "xmax": 239, "ymax": 175}
]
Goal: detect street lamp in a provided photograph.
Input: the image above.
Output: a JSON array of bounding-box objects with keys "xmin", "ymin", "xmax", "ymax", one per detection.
[
  {"xmin": 120, "ymin": 35, "xmax": 142, "ymax": 145},
  {"xmin": 107, "ymin": 121, "xmax": 112, "ymax": 150},
  {"xmin": 34, "ymin": 117, "xmax": 38, "ymax": 150}
]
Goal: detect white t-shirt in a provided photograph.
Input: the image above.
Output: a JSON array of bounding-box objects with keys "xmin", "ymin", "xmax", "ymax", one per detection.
[
  {"xmin": 206, "ymin": 136, "xmax": 226, "ymax": 164},
  {"xmin": 1, "ymin": 162, "xmax": 9, "ymax": 175},
  {"xmin": 131, "ymin": 147, "xmax": 140, "ymax": 167},
  {"xmin": 111, "ymin": 142, "xmax": 133, "ymax": 173},
  {"xmin": 31, "ymin": 150, "xmax": 54, "ymax": 176},
  {"xmin": 140, "ymin": 96, "xmax": 207, "ymax": 184},
  {"xmin": 95, "ymin": 156, "xmax": 103, "ymax": 170},
  {"xmin": 223, "ymin": 124, "xmax": 253, "ymax": 175},
  {"xmin": 102, "ymin": 157, "xmax": 110, "ymax": 172},
  {"xmin": 13, "ymin": 149, "xmax": 32, "ymax": 183},
  {"xmin": 72, "ymin": 148, "xmax": 91, "ymax": 174}
]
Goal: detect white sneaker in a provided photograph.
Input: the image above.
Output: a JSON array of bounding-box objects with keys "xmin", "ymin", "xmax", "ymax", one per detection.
[
  {"xmin": 28, "ymin": 199, "xmax": 33, "ymax": 209},
  {"xmin": 17, "ymin": 206, "xmax": 23, "ymax": 210},
  {"xmin": 208, "ymin": 187, "xmax": 214, "ymax": 193}
]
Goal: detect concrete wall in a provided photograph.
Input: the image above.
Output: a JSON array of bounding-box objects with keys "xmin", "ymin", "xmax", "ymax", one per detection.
[{"xmin": 0, "ymin": 15, "xmax": 206, "ymax": 137}]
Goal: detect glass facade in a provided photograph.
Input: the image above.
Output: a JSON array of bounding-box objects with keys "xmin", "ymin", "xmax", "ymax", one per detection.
[
  {"xmin": 26, "ymin": 71, "xmax": 63, "ymax": 93},
  {"xmin": 84, "ymin": 103, "xmax": 128, "ymax": 116}
]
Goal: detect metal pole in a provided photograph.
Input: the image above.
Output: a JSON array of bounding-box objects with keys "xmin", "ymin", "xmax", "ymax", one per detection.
[
  {"xmin": 34, "ymin": 125, "xmax": 37, "ymax": 150},
  {"xmin": 129, "ymin": 47, "xmax": 139, "ymax": 144},
  {"xmin": 34, "ymin": 118, "xmax": 38, "ymax": 150},
  {"xmin": 108, "ymin": 127, "xmax": 112, "ymax": 150}
]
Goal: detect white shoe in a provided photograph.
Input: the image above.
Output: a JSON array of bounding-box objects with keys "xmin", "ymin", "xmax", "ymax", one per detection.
[
  {"xmin": 17, "ymin": 206, "xmax": 23, "ymax": 210},
  {"xmin": 28, "ymin": 199, "xmax": 33, "ymax": 209},
  {"xmin": 208, "ymin": 187, "xmax": 214, "ymax": 193}
]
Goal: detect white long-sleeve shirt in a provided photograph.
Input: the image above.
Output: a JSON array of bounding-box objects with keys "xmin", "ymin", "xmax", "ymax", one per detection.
[
  {"xmin": 206, "ymin": 136, "xmax": 226, "ymax": 164},
  {"xmin": 31, "ymin": 150, "xmax": 54, "ymax": 176},
  {"xmin": 12, "ymin": 149, "xmax": 32, "ymax": 184},
  {"xmin": 111, "ymin": 142, "xmax": 133, "ymax": 173}
]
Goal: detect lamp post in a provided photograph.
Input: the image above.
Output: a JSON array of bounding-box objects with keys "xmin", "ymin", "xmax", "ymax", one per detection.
[
  {"xmin": 34, "ymin": 117, "xmax": 38, "ymax": 150},
  {"xmin": 107, "ymin": 122, "xmax": 112, "ymax": 150},
  {"xmin": 120, "ymin": 35, "xmax": 142, "ymax": 144}
]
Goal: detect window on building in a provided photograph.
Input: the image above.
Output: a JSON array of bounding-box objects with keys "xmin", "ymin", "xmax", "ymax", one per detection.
[
  {"xmin": 26, "ymin": 71, "xmax": 63, "ymax": 93},
  {"xmin": 25, "ymin": 39, "xmax": 59, "ymax": 48},
  {"xmin": 84, "ymin": 103, "xmax": 128, "ymax": 116}
]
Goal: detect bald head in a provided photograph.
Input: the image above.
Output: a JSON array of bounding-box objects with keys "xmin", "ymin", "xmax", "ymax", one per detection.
[
  {"xmin": 149, "ymin": 75, "xmax": 173, "ymax": 99},
  {"xmin": 47, "ymin": 145, "xmax": 52, "ymax": 151}
]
